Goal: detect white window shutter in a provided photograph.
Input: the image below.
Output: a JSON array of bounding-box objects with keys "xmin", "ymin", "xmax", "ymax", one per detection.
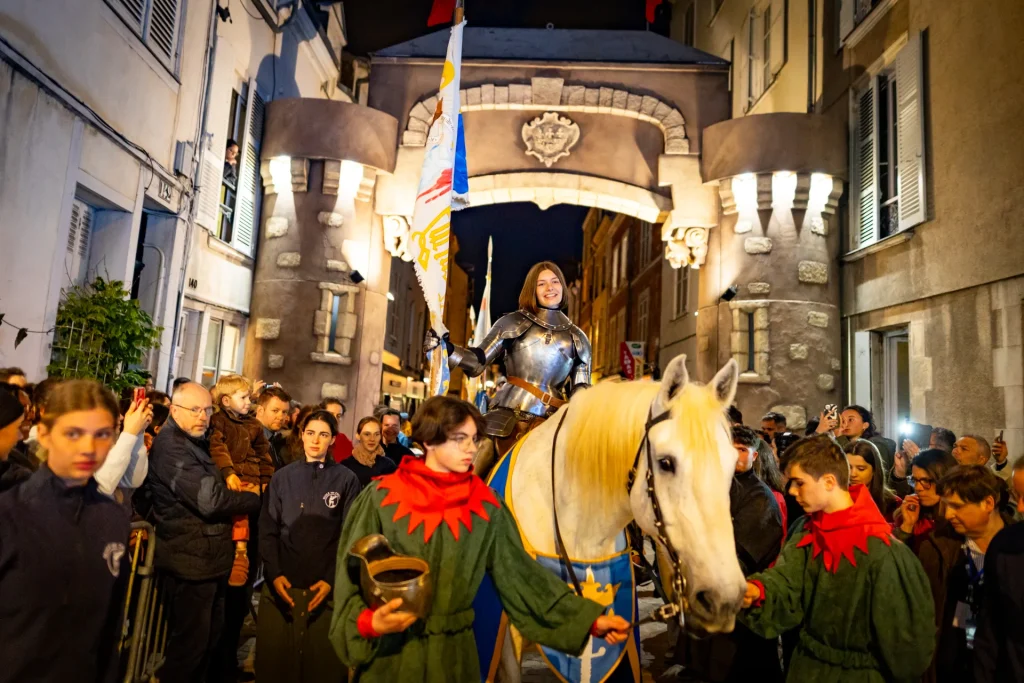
[
  {"xmin": 853, "ymin": 82, "xmax": 879, "ymax": 248},
  {"xmin": 838, "ymin": 0, "xmax": 855, "ymax": 45},
  {"xmin": 895, "ymin": 33, "xmax": 927, "ymax": 230},
  {"xmin": 146, "ymin": 0, "xmax": 181, "ymax": 66},
  {"xmin": 111, "ymin": 0, "xmax": 145, "ymax": 32},
  {"xmin": 769, "ymin": 0, "xmax": 786, "ymax": 78},
  {"xmin": 196, "ymin": 150, "xmax": 224, "ymax": 231},
  {"xmin": 65, "ymin": 199, "xmax": 92, "ymax": 287},
  {"xmin": 232, "ymin": 82, "xmax": 265, "ymax": 256}
]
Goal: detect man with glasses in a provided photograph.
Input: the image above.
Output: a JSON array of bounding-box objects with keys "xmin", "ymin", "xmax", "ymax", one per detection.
[{"xmin": 137, "ymin": 382, "xmax": 261, "ymax": 683}]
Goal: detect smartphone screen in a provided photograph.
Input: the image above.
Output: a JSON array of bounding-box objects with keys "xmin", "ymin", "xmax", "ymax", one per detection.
[{"xmin": 133, "ymin": 387, "xmax": 146, "ymax": 403}]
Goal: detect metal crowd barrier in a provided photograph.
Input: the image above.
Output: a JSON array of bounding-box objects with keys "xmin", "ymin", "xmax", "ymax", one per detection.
[{"xmin": 119, "ymin": 521, "xmax": 169, "ymax": 683}]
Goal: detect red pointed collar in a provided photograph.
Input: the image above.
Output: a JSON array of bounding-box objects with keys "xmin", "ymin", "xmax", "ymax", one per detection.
[
  {"xmin": 796, "ymin": 484, "xmax": 892, "ymax": 573},
  {"xmin": 375, "ymin": 456, "xmax": 499, "ymax": 543}
]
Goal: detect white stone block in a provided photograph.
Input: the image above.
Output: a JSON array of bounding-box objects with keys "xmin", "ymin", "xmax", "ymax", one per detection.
[
  {"xmin": 337, "ymin": 312, "xmax": 358, "ymax": 340},
  {"xmin": 612, "ymin": 90, "xmax": 629, "ymax": 109},
  {"xmin": 598, "ymin": 87, "xmax": 614, "ymax": 109},
  {"xmin": 494, "ymin": 86, "xmax": 509, "ymax": 105},
  {"xmin": 320, "ymin": 383, "xmax": 348, "ymax": 400},
  {"xmin": 318, "ymin": 212, "xmax": 344, "ymax": 228},
  {"xmin": 255, "ymin": 319, "xmax": 281, "ymax": 340},
  {"xmin": 662, "ymin": 109, "xmax": 685, "ymax": 128},
  {"xmin": 509, "ymin": 84, "xmax": 531, "ymax": 104},
  {"xmin": 410, "ymin": 101, "xmax": 431, "ymax": 123},
  {"xmin": 653, "ymin": 102, "xmax": 673, "ymax": 122},
  {"xmin": 748, "ymin": 282, "xmax": 771, "ymax": 295},
  {"xmin": 744, "ymin": 237, "xmax": 773, "ymax": 254},
  {"xmin": 326, "ymin": 259, "xmax": 348, "ymax": 272},
  {"xmin": 480, "ymin": 83, "xmax": 495, "ymax": 105},
  {"xmin": 266, "ymin": 217, "xmax": 289, "ymax": 238},
  {"xmin": 313, "ymin": 310, "xmax": 330, "ymax": 336},
  {"xmin": 276, "ymin": 252, "xmax": 301, "ymax": 268},
  {"xmin": 640, "ymin": 96, "xmax": 659, "ymax": 116},
  {"xmin": 563, "ymin": 85, "xmax": 585, "ymax": 105},
  {"xmin": 267, "ymin": 354, "xmax": 284, "ymax": 369},
  {"xmin": 530, "ymin": 77, "xmax": 564, "ymax": 105},
  {"xmin": 789, "ymin": 344, "xmax": 809, "ymax": 360},
  {"xmin": 798, "ymin": 261, "xmax": 829, "ymax": 284},
  {"xmin": 626, "ymin": 93, "xmax": 643, "ymax": 112},
  {"xmin": 807, "ymin": 312, "xmax": 829, "ymax": 328},
  {"xmin": 771, "ymin": 405, "xmax": 807, "ymax": 430},
  {"xmin": 403, "ymin": 130, "xmax": 427, "ymax": 146},
  {"xmin": 817, "ymin": 374, "xmax": 836, "ymax": 391},
  {"xmin": 831, "ymin": 358, "xmax": 842, "ymax": 371}
]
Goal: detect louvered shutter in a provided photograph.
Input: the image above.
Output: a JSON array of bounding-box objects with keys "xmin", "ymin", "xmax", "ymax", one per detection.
[
  {"xmin": 895, "ymin": 33, "xmax": 927, "ymax": 230},
  {"xmin": 65, "ymin": 199, "xmax": 93, "ymax": 287},
  {"xmin": 146, "ymin": 0, "xmax": 181, "ymax": 67},
  {"xmin": 232, "ymin": 82, "xmax": 265, "ymax": 256},
  {"xmin": 838, "ymin": 0, "xmax": 854, "ymax": 45},
  {"xmin": 110, "ymin": 0, "xmax": 145, "ymax": 32},
  {"xmin": 768, "ymin": 0, "xmax": 785, "ymax": 79},
  {"xmin": 196, "ymin": 149, "xmax": 224, "ymax": 231},
  {"xmin": 852, "ymin": 82, "xmax": 879, "ymax": 249}
]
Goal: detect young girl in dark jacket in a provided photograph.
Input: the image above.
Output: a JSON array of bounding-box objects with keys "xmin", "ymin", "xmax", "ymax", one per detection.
[
  {"xmin": 256, "ymin": 410, "xmax": 362, "ymax": 681},
  {"xmin": 0, "ymin": 379, "xmax": 130, "ymax": 683}
]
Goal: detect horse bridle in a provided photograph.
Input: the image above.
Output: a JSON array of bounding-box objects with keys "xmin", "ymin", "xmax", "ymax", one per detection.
[{"xmin": 550, "ymin": 404, "xmax": 687, "ymax": 628}]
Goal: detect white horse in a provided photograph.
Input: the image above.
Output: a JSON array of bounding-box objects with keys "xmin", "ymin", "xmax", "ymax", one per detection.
[{"xmin": 494, "ymin": 355, "xmax": 747, "ymax": 682}]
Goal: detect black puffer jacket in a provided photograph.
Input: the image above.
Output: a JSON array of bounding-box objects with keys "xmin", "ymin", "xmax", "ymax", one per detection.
[{"xmin": 136, "ymin": 417, "xmax": 260, "ymax": 581}]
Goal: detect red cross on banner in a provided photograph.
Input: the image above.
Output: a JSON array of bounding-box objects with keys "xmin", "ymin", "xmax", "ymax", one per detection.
[{"xmin": 428, "ymin": 0, "xmax": 457, "ymax": 26}]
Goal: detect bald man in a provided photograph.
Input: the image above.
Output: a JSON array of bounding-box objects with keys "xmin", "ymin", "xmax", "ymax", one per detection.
[{"xmin": 138, "ymin": 382, "xmax": 261, "ymax": 683}]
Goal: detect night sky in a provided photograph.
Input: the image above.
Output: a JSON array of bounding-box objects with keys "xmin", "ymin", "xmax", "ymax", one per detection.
[
  {"xmin": 452, "ymin": 203, "xmax": 586, "ymax": 316},
  {"xmin": 343, "ymin": 0, "xmax": 659, "ymax": 56}
]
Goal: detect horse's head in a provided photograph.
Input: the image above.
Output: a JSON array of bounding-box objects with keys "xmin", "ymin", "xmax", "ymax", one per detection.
[{"xmin": 630, "ymin": 355, "xmax": 745, "ymax": 633}]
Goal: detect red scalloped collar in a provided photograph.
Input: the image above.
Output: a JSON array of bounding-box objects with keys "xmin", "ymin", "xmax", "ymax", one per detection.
[
  {"xmin": 375, "ymin": 456, "xmax": 499, "ymax": 543},
  {"xmin": 796, "ymin": 484, "xmax": 892, "ymax": 573}
]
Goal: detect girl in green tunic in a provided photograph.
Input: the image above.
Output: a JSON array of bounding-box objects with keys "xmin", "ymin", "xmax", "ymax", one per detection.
[
  {"xmin": 329, "ymin": 396, "xmax": 630, "ymax": 682},
  {"xmin": 740, "ymin": 434, "xmax": 936, "ymax": 683}
]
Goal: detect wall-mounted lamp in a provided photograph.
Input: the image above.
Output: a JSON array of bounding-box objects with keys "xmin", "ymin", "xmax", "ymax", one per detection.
[
  {"xmin": 386, "ymin": 291, "xmax": 395, "ymax": 301},
  {"xmin": 350, "ymin": 270, "xmax": 365, "ymax": 284},
  {"xmin": 720, "ymin": 285, "xmax": 739, "ymax": 302}
]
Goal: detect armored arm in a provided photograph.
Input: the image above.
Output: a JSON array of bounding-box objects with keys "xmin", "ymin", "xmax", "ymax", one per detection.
[
  {"xmin": 448, "ymin": 313, "xmax": 531, "ymax": 378},
  {"xmin": 569, "ymin": 327, "xmax": 592, "ymax": 394}
]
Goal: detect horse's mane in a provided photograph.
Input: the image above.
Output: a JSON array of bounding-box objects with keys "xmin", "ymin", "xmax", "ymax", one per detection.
[{"xmin": 562, "ymin": 379, "xmax": 730, "ymax": 513}]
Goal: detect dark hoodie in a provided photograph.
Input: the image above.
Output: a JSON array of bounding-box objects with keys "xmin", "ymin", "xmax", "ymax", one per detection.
[{"xmin": 0, "ymin": 467, "xmax": 130, "ymax": 682}]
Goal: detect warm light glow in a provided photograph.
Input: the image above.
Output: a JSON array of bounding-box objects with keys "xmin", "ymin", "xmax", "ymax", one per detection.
[
  {"xmin": 268, "ymin": 156, "xmax": 292, "ymax": 191},
  {"xmin": 733, "ymin": 173, "xmax": 758, "ymax": 213},
  {"xmin": 485, "ymin": 380, "xmax": 495, "ymax": 388},
  {"xmin": 338, "ymin": 160, "xmax": 365, "ymax": 200},
  {"xmin": 808, "ymin": 173, "xmax": 834, "ymax": 213},
  {"xmin": 386, "ymin": 291, "xmax": 395, "ymax": 301},
  {"xmin": 694, "ymin": 311, "xmax": 699, "ymax": 317},
  {"xmin": 771, "ymin": 171, "xmax": 797, "ymax": 211}
]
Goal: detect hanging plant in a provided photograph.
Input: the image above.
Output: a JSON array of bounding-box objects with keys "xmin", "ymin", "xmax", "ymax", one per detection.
[{"xmin": 48, "ymin": 277, "xmax": 163, "ymax": 394}]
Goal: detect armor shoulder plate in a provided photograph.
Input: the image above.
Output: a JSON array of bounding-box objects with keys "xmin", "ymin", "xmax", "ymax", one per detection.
[
  {"xmin": 570, "ymin": 326, "xmax": 592, "ymax": 365},
  {"xmin": 491, "ymin": 312, "xmax": 534, "ymax": 340}
]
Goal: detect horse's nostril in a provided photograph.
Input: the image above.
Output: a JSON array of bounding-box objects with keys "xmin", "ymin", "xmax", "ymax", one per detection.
[{"xmin": 695, "ymin": 590, "xmax": 715, "ymax": 614}]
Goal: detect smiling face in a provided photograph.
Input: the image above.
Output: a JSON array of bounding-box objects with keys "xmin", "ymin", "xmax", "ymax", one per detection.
[
  {"xmin": 535, "ymin": 269, "xmax": 563, "ymax": 309},
  {"xmin": 847, "ymin": 454, "xmax": 874, "ymax": 486},
  {"xmin": 39, "ymin": 408, "xmax": 116, "ymax": 484},
  {"xmin": 302, "ymin": 418, "xmax": 335, "ymax": 460},
  {"xmin": 424, "ymin": 416, "xmax": 479, "ymax": 474}
]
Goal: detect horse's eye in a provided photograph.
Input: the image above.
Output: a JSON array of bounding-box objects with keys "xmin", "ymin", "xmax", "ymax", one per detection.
[{"xmin": 658, "ymin": 457, "xmax": 676, "ymax": 474}]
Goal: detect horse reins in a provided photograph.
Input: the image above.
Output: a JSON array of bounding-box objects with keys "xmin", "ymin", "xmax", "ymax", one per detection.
[{"xmin": 550, "ymin": 405, "xmax": 687, "ymax": 626}]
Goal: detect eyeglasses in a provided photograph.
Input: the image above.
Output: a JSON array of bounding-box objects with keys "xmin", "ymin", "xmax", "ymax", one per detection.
[
  {"xmin": 172, "ymin": 404, "xmax": 214, "ymax": 417},
  {"xmin": 907, "ymin": 475, "xmax": 935, "ymax": 489},
  {"xmin": 448, "ymin": 433, "xmax": 483, "ymax": 450}
]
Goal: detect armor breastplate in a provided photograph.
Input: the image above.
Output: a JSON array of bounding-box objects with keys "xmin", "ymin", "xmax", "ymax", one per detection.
[{"xmin": 492, "ymin": 321, "xmax": 576, "ymax": 418}]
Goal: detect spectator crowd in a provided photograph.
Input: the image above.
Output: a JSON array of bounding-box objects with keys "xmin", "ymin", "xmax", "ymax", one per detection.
[{"xmin": 0, "ymin": 362, "xmax": 1022, "ymax": 683}]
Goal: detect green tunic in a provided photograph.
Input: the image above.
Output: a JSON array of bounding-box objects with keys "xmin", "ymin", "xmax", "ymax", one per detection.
[
  {"xmin": 741, "ymin": 530, "xmax": 936, "ymax": 683},
  {"xmin": 329, "ymin": 483, "xmax": 605, "ymax": 682}
]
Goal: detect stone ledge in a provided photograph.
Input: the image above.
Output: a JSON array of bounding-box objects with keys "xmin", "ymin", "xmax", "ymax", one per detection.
[
  {"xmin": 311, "ymin": 352, "xmax": 353, "ymax": 366},
  {"xmin": 738, "ymin": 372, "xmax": 771, "ymax": 385},
  {"xmin": 326, "ymin": 259, "xmax": 349, "ymax": 272}
]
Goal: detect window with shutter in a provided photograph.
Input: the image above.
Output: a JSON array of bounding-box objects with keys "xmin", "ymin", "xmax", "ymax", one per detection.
[
  {"xmin": 232, "ymin": 83, "xmax": 265, "ymax": 256},
  {"xmin": 768, "ymin": 0, "xmax": 786, "ymax": 80},
  {"xmin": 852, "ymin": 82, "xmax": 879, "ymax": 249},
  {"xmin": 895, "ymin": 33, "xmax": 927, "ymax": 230},
  {"xmin": 146, "ymin": 0, "xmax": 181, "ymax": 65},
  {"xmin": 196, "ymin": 151, "xmax": 224, "ymax": 231},
  {"xmin": 65, "ymin": 199, "xmax": 93, "ymax": 287},
  {"xmin": 105, "ymin": 0, "xmax": 181, "ymax": 72}
]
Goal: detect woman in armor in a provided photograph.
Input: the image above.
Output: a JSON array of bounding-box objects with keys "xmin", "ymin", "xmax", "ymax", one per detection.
[{"xmin": 431, "ymin": 261, "xmax": 591, "ymax": 465}]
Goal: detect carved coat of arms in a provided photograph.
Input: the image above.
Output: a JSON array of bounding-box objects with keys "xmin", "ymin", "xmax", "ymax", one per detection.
[{"xmin": 522, "ymin": 112, "xmax": 581, "ymax": 167}]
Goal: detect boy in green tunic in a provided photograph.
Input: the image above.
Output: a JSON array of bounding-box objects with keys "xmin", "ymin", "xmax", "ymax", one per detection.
[
  {"xmin": 740, "ymin": 434, "xmax": 936, "ymax": 683},
  {"xmin": 329, "ymin": 396, "xmax": 630, "ymax": 682}
]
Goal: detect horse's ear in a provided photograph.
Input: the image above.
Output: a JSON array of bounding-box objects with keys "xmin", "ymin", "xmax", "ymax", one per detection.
[
  {"xmin": 657, "ymin": 355, "xmax": 690, "ymax": 408},
  {"xmin": 711, "ymin": 359, "xmax": 739, "ymax": 407}
]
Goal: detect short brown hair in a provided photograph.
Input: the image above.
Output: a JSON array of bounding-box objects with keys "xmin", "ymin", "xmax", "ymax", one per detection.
[
  {"xmin": 780, "ymin": 433, "xmax": 850, "ymax": 489},
  {"xmin": 257, "ymin": 386, "xmax": 292, "ymax": 407},
  {"xmin": 938, "ymin": 465, "xmax": 1005, "ymax": 505},
  {"xmin": 39, "ymin": 379, "xmax": 119, "ymax": 429},
  {"xmin": 300, "ymin": 409, "xmax": 338, "ymax": 438},
  {"xmin": 518, "ymin": 261, "xmax": 568, "ymax": 314},
  {"xmin": 412, "ymin": 396, "xmax": 485, "ymax": 447},
  {"xmin": 319, "ymin": 398, "xmax": 346, "ymax": 415},
  {"xmin": 356, "ymin": 416, "xmax": 381, "ymax": 435}
]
